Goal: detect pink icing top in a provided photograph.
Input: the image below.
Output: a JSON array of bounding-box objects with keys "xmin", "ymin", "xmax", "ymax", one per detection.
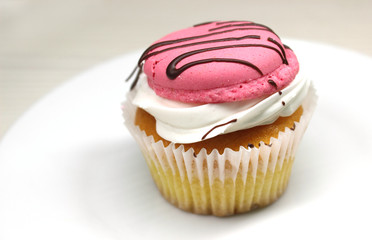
[{"xmin": 138, "ymin": 21, "xmax": 299, "ymax": 103}]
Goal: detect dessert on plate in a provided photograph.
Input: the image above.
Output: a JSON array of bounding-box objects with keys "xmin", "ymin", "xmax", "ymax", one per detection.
[{"xmin": 123, "ymin": 20, "xmax": 316, "ymax": 216}]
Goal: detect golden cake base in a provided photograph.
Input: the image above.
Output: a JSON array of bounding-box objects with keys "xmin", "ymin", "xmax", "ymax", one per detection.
[{"xmin": 144, "ymin": 152, "xmax": 294, "ymax": 216}]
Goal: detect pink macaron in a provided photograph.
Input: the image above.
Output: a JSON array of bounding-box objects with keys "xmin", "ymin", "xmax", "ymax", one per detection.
[{"xmin": 132, "ymin": 21, "xmax": 299, "ymax": 103}]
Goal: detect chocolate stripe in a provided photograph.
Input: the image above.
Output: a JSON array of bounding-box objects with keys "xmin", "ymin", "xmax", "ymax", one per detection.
[
  {"xmin": 168, "ymin": 57, "xmax": 263, "ymax": 80},
  {"xmin": 208, "ymin": 23, "xmax": 275, "ymax": 34},
  {"xmin": 138, "ymin": 27, "xmax": 280, "ymax": 66},
  {"xmin": 215, "ymin": 20, "xmax": 251, "ymax": 25},
  {"xmin": 193, "ymin": 21, "xmax": 215, "ymax": 27},
  {"xmin": 140, "ymin": 35, "xmax": 260, "ymax": 63},
  {"xmin": 202, "ymin": 119, "xmax": 237, "ymax": 140},
  {"xmin": 166, "ymin": 43, "xmax": 285, "ymax": 79},
  {"xmin": 268, "ymin": 37, "xmax": 288, "ymax": 65}
]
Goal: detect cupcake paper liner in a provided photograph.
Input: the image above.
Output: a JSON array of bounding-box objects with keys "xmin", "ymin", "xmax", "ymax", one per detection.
[{"xmin": 123, "ymin": 84, "xmax": 317, "ymax": 216}]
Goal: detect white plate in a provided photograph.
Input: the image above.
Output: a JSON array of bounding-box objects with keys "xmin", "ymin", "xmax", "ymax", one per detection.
[{"xmin": 1, "ymin": 39, "xmax": 371, "ymax": 240}]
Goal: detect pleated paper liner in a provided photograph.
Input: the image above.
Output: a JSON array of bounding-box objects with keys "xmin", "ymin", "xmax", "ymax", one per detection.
[{"xmin": 123, "ymin": 85, "xmax": 317, "ymax": 217}]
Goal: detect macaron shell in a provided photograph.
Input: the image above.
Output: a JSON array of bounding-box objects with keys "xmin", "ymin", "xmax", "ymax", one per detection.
[{"xmin": 142, "ymin": 21, "xmax": 299, "ymax": 103}]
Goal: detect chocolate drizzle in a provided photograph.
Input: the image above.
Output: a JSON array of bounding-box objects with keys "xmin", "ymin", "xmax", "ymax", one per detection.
[
  {"xmin": 126, "ymin": 63, "xmax": 143, "ymax": 90},
  {"xmin": 208, "ymin": 22, "xmax": 276, "ymax": 34},
  {"xmin": 166, "ymin": 44, "xmax": 267, "ymax": 79},
  {"xmin": 142, "ymin": 35, "xmax": 261, "ymax": 64},
  {"xmin": 126, "ymin": 21, "xmax": 291, "ymax": 90},
  {"xmin": 193, "ymin": 21, "xmax": 215, "ymax": 27},
  {"xmin": 202, "ymin": 119, "xmax": 237, "ymax": 140},
  {"xmin": 268, "ymin": 79, "xmax": 278, "ymax": 89},
  {"xmin": 215, "ymin": 20, "xmax": 249, "ymax": 25},
  {"xmin": 267, "ymin": 37, "xmax": 288, "ymax": 65},
  {"xmin": 283, "ymin": 44, "xmax": 291, "ymax": 50}
]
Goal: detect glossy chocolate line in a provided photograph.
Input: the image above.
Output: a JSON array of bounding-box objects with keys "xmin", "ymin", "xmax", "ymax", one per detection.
[
  {"xmin": 125, "ymin": 64, "xmax": 139, "ymax": 82},
  {"xmin": 138, "ymin": 27, "xmax": 278, "ymax": 66},
  {"xmin": 283, "ymin": 44, "xmax": 291, "ymax": 50},
  {"xmin": 193, "ymin": 21, "xmax": 215, "ymax": 27},
  {"xmin": 208, "ymin": 23, "xmax": 275, "ymax": 34},
  {"xmin": 268, "ymin": 79, "xmax": 278, "ymax": 89},
  {"xmin": 126, "ymin": 63, "xmax": 143, "ymax": 90},
  {"xmin": 168, "ymin": 58, "xmax": 262, "ymax": 80},
  {"xmin": 202, "ymin": 119, "xmax": 237, "ymax": 140},
  {"xmin": 140, "ymin": 35, "xmax": 261, "ymax": 63},
  {"xmin": 215, "ymin": 20, "xmax": 251, "ymax": 25},
  {"xmin": 268, "ymin": 37, "xmax": 288, "ymax": 64},
  {"xmin": 166, "ymin": 43, "xmax": 286, "ymax": 79}
]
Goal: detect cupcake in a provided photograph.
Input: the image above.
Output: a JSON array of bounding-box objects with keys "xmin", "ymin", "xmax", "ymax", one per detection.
[{"xmin": 123, "ymin": 20, "xmax": 316, "ymax": 216}]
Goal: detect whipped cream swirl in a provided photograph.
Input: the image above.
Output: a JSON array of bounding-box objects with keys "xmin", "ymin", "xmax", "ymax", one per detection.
[{"xmin": 131, "ymin": 74, "xmax": 310, "ymax": 144}]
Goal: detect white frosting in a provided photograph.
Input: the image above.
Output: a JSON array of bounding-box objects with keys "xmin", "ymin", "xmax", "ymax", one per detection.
[{"xmin": 131, "ymin": 74, "xmax": 310, "ymax": 144}]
